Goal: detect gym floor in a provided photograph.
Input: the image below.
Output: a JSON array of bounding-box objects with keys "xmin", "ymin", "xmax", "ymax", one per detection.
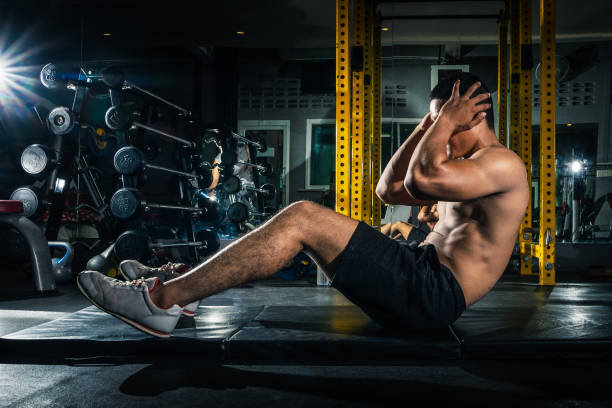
[{"xmin": 1, "ymin": 271, "xmax": 611, "ymax": 407}]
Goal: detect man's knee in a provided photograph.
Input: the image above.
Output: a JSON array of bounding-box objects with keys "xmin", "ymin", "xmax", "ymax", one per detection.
[{"xmin": 281, "ymin": 200, "xmax": 320, "ymax": 218}]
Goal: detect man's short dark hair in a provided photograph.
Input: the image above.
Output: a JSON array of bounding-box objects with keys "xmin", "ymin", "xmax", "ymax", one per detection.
[{"xmin": 430, "ymin": 72, "xmax": 495, "ymax": 131}]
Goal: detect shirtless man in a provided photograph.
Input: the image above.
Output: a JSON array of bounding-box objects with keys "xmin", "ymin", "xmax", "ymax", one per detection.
[{"xmin": 77, "ymin": 73, "xmax": 528, "ymax": 337}]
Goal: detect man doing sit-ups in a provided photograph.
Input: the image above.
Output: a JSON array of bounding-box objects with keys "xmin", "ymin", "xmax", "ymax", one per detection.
[{"xmin": 77, "ymin": 73, "xmax": 529, "ymax": 337}]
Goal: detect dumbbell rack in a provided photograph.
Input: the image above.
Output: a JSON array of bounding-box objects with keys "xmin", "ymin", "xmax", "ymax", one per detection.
[{"xmin": 105, "ymin": 72, "xmax": 205, "ymax": 264}]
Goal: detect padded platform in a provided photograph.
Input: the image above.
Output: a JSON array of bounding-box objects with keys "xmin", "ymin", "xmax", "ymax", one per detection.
[{"xmin": 3, "ymin": 281, "xmax": 612, "ymax": 363}]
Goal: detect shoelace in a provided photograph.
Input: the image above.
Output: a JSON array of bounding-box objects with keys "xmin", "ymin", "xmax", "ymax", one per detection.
[{"xmin": 117, "ymin": 277, "xmax": 147, "ymax": 287}]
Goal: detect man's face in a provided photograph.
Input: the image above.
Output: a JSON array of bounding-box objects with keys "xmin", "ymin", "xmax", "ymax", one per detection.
[{"xmin": 429, "ymin": 98, "xmax": 480, "ymax": 159}]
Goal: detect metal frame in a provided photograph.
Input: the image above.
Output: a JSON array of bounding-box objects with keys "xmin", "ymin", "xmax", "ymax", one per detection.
[
  {"xmin": 516, "ymin": 0, "xmax": 557, "ymax": 285},
  {"xmin": 509, "ymin": 0, "xmax": 521, "ymax": 155},
  {"xmin": 537, "ymin": 0, "xmax": 557, "ymax": 285},
  {"xmin": 351, "ymin": 0, "xmax": 366, "ymax": 221},
  {"xmin": 237, "ymin": 120, "xmax": 291, "ymax": 206},
  {"xmin": 371, "ymin": 11, "xmax": 382, "ymax": 228},
  {"xmin": 336, "ymin": 0, "xmax": 351, "ymax": 216},
  {"xmin": 519, "ymin": 0, "xmax": 536, "ymax": 276},
  {"xmin": 497, "ymin": 5, "xmax": 509, "ymax": 147},
  {"xmin": 305, "ymin": 118, "xmax": 336, "ymax": 190},
  {"xmin": 362, "ymin": 1, "xmax": 373, "ymax": 224}
]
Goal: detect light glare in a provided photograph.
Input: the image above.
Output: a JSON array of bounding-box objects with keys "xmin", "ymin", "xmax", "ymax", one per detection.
[{"xmin": 570, "ymin": 160, "xmax": 582, "ymax": 174}]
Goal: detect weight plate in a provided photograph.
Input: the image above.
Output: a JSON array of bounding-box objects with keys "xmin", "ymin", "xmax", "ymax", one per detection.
[
  {"xmin": 222, "ymin": 175, "xmax": 241, "ymax": 194},
  {"xmin": 40, "ymin": 63, "xmax": 59, "ymax": 89},
  {"xmin": 47, "ymin": 107, "xmax": 74, "ymax": 135},
  {"xmin": 113, "ymin": 146, "xmax": 144, "ymax": 175},
  {"xmin": 195, "ymin": 229, "xmax": 220, "ymax": 257},
  {"xmin": 10, "ymin": 187, "xmax": 40, "ymax": 218},
  {"xmin": 110, "ymin": 188, "xmax": 141, "ymax": 219},
  {"xmin": 105, "ymin": 105, "xmax": 132, "ymax": 131},
  {"xmin": 20, "ymin": 145, "xmax": 50, "ymax": 176},
  {"xmin": 114, "ymin": 230, "xmax": 149, "ymax": 261},
  {"xmin": 196, "ymin": 194, "xmax": 219, "ymax": 222},
  {"xmin": 227, "ymin": 202, "xmax": 249, "ymax": 223}
]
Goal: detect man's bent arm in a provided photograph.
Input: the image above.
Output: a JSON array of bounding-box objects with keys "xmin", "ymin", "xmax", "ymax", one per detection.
[
  {"xmin": 406, "ymin": 118, "xmax": 522, "ymax": 201},
  {"xmin": 376, "ymin": 115, "xmax": 436, "ymax": 205}
]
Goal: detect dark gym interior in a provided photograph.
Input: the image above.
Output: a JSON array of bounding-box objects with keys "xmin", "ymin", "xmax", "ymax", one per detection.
[{"xmin": 1, "ymin": 0, "xmax": 612, "ymax": 407}]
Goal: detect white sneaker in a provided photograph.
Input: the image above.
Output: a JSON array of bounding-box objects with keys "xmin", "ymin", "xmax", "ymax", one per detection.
[
  {"xmin": 77, "ymin": 270, "xmax": 182, "ymax": 338},
  {"xmin": 119, "ymin": 260, "xmax": 200, "ymax": 317}
]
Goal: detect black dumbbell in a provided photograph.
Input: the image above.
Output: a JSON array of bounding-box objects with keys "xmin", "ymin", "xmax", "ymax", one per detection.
[
  {"xmin": 113, "ymin": 229, "xmax": 220, "ymax": 262},
  {"xmin": 114, "ymin": 146, "xmax": 207, "ymax": 183},
  {"xmin": 105, "ymin": 105, "xmax": 194, "ymax": 147},
  {"xmin": 9, "ymin": 186, "xmax": 46, "ymax": 218},
  {"xmin": 226, "ymin": 202, "xmax": 272, "ymax": 224},
  {"xmin": 110, "ymin": 187, "xmax": 219, "ymax": 221},
  {"xmin": 47, "ymin": 106, "xmax": 75, "ymax": 136},
  {"xmin": 20, "ymin": 145, "xmax": 57, "ymax": 177}
]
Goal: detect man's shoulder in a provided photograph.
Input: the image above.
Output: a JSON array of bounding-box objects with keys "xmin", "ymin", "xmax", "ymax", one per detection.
[{"xmin": 471, "ymin": 145, "xmax": 525, "ymax": 172}]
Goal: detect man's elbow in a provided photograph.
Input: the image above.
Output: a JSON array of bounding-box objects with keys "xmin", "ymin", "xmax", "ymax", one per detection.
[
  {"xmin": 375, "ymin": 183, "xmax": 390, "ymax": 203},
  {"xmin": 403, "ymin": 173, "xmax": 430, "ymax": 201}
]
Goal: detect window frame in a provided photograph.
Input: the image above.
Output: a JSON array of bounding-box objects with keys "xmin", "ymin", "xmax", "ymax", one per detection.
[{"xmin": 305, "ymin": 118, "xmax": 336, "ymax": 190}]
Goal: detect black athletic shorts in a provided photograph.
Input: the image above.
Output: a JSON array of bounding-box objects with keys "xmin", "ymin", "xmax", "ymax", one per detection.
[
  {"xmin": 332, "ymin": 222, "xmax": 466, "ymax": 330},
  {"xmin": 406, "ymin": 226, "xmax": 428, "ymax": 245}
]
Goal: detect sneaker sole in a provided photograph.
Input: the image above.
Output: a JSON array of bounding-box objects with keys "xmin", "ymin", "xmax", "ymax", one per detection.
[
  {"xmin": 182, "ymin": 309, "xmax": 195, "ymax": 317},
  {"xmin": 76, "ymin": 276, "xmax": 172, "ymax": 339}
]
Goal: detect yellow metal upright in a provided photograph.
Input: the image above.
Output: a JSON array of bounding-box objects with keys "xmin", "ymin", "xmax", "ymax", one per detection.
[
  {"xmin": 537, "ymin": 0, "xmax": 556, "ymax": 285},
  {"xmin": 370, "ymin": 12, "xmax": 382, "ymax": 229},
  {"xmin": 497, "ymin": 5, "xmax": 509, "ymax": 147},
  {"xmin": 519, "ymin": 0, "xmax": 535, "ymax": 276},
  {"xmin": 351, "ymin": 0, "xmax": 366, "ymax": 221},
  {"xmin": 335, "ymin": 0, "xmax": 351, "ymax": 216},
  {"xmin": 509, "ymin": 0, "xmax": 521, "ymax": 155},
  {"xmin": 361, "ymin": 1, "xmax": 373, "ymax": 225}
]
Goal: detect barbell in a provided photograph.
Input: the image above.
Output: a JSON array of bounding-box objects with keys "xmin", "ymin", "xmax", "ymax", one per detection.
[
  {"xmin": 114, "ymin": 229, "xmax": 220, "ymax": 262},
  {"xmin": 105, "ymin": 105, "xmax": 194, "ymax": 147},
  {"xmin": 40, "ymin": 64, "xmax": 192, "ymax": 116},
  {"xmin": 113, "ymin": 146, "xmax": 212, "ymax": 187},
  {"xmin": 110, "ymin": 187, "xmax": 219, "ymax": 221}
]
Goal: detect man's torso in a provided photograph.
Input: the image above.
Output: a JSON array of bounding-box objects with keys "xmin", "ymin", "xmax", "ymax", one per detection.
[{"xmin": 422, "ymin": 176, "xmax": 529, "ymax": 306}]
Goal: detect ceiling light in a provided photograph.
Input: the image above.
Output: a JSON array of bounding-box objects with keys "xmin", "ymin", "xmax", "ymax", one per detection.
[
  {"xmin": 381, "ymin": 27, "xmax": 390, "ymax": 31},
  {"xmin": 103, "ymin": 33, "xmax": 112, "ymax": 37},
  {"xmin": 566, "ymin": 123, "xmax": 573, "ymax": 126},
  {"xmin": 236, "ymin": 31, "xmax": 245, "ymax": 35}
]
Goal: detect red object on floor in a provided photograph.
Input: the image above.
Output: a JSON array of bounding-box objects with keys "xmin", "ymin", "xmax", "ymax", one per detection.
[{"xmin": 0, "ymin": 200, "xmax": 24, "ymax": 214}]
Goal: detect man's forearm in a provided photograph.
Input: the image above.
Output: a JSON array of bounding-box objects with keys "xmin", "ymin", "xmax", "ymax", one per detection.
[
  {"xmin": 408, "ymin": 118, "xmax": 454, "ymax": 180},
  {"xmin": 380, "ymin": 125, "xmax": 427, "ymax": 186},
  {"xmin": 376, "ymin": 122, "xmax": 432, "ymax": 204}
]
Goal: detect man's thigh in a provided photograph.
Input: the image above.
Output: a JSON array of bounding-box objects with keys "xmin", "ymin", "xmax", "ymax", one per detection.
[{"xmin": 290, "ymin": 201, "xmax": 360, "ymax": 274}]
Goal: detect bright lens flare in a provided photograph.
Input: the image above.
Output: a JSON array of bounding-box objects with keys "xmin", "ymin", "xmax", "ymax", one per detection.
[
  {"xmin": 570, "ymin": 160, "xmax": 583, "ymax": 174},
  {"xmin": 0, "ymin": 26, "xmax": 50, "ymax": 114}
]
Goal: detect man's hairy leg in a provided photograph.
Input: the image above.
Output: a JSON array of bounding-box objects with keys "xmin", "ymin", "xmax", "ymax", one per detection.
[{"xmin": 151, "ymin": 201, "xmax": 359, "ymax": 309}]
